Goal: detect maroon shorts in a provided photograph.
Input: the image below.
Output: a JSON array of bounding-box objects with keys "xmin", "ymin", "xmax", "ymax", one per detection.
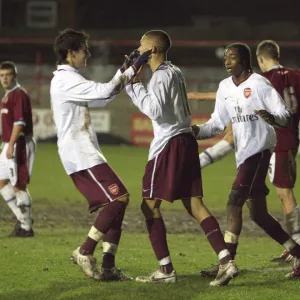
[
  {"xmin": 142, "ymin": 133, "xmax": 203, "ymax": 202},
  {"xmin": 71, "ymin": 163, "xmax": 129, "ymax": 212},
  {"xmin": 268, "ymin": 149, "xmax": 297, "ymax": 189},
  {"xmin": 16, "ymin": 138, "xmax": 30, "ymax": 186},
  {"xmin": 232, "ymin": 149, "xmax": 271, "ymax": 197}
]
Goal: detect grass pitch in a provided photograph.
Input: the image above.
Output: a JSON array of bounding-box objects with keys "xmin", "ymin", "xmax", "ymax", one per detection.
[{"xmin": 0, "ymin": 144, "xmax": 299, "ymax": 300}]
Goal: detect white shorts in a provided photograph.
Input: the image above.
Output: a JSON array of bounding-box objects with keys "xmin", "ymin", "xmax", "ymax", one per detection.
[{"xmin": 0, "ymin": 139, "xmax": 36, "ymax": 186}]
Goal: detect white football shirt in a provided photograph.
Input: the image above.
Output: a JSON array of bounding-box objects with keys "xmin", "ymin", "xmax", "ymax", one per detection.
[
  {"xmin": 197, "ymin": 73, "xmax": 290, "ymax": 167},
  {"xmin": 50, "ymin": 64, "xmax": 135, "ymax": 175},
  {"xmin": 126, "ymin": 62, "xmax": 191, "ymax": 160}
]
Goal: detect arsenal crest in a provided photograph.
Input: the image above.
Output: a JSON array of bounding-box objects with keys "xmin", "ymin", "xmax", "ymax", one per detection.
[
  {"xmin": 244, "ymin": 88, "xmax": 251, "ymax": 98},
  {"xmin": 108, "ymin": 183, "xmax": 119, "ymax": 195}
]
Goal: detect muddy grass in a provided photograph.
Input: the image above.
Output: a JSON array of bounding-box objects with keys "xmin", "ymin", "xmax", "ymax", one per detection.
[{"xmin": 0, "ymin": 199, "xmax": 284, "ymax": 236}]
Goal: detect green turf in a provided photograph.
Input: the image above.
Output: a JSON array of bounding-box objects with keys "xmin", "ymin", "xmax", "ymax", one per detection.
[
  {"xmin": 30, "ymin": 144, "xmax": 298, "ymax": 211},
  {"xmin": 0, "ymin": 144, "xmax": 299, "ymax": 300},
  {"xmin": 0, "ymin": 226, "xmax": 296, "ymax": 300}
]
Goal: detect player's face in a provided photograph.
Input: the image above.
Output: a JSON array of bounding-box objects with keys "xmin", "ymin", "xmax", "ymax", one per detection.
[
  {"xmin": 69, "ymin": 42, "xmax": 91, "ymax": 69},
  {"xmin": 224, "ymin": 47, "xmax": 243, "ymax": 76},
  {"xmin": 0, "ymin": 69, "xmax": 16, "ymax": 90},
  {"xmin": 138, "ymin": 35, "xmax": 153, "ymax": 57}
]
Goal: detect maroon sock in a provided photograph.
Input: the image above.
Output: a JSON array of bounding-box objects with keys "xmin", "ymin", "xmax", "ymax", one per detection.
[
  {"xmin": 80, "ymin": 237, "xmax": 98, "ymax": 255},
  {"xmin": 160, "ymin": 263, "xmax": 174, "ymax": 274},
  {"xmin": 146, "ymin": 217, "xmax": 173, "ymax": 274},
  {"xmin": 102, "ymin": 209, "xmax": 125, "ymax": 269},
  {"xmin": 102, "ymin": 253, "xmax": 115, "ymax": 269},
  {"xmin": 225, "ymin": 242, "xmax": 238, "ymax": 260},
  {"xmin": 255, "ymin": 213, "xmax": 294, "ymax": 245},
  {"xmin": 200, "ymin": 216, "xmax": 230, "ymax": 259},
  {"xmin": 80, "ymin": 201, "xmax": 127, "ymax": 256}
]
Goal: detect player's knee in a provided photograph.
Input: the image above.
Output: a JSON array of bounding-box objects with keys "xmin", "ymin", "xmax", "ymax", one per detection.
[
  {"xmin": 140, "ymin": 199, "xmax": 155, "ymax": 218},
  {"xmin": 227, "ymin": 190, "xmax": 247, "ymax": 207},
  {"xmin": 116, "ymin": 194, "xmax": 129, "ymax": 205}
]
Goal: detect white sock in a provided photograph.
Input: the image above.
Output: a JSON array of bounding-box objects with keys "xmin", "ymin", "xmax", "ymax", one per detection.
[
  {"xmin": 283, "ymin": 238, "xmax": 297, "ymax": 251},
  {"xmin": 15, "ymin": 190, "xmax": 32, "ymax": 231},
  {"xmin": 159, "ymin": 256, "xmax": 171, "ymax": 266},
  {"xmin": 285, "ymin": 206, "xmax": 300, "ymax": 244},
  {"xmin": 0, "ymin": 183, "xmax": 22, "ymax": 220},
  {"xmin": 88, "ymin": 226, "xmax": 104, "ymax": 242},
  {"xmin": 218, "ymin": 249, "xmax": 231, "ymax": 261}
]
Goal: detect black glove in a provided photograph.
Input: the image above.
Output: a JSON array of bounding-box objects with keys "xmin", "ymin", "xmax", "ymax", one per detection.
[
  {"xmin": 133, "ymin": 50, "xmax": 152, "ymax": 73},
  {"xmin": 120, "ymin": 49, "xmax": 140, "ymax": 73}
]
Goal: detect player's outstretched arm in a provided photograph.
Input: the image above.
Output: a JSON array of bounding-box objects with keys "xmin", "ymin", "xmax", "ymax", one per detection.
[
  {"xmin": 54, "ymin": 51, "xmax": 152, "ymax": 106},
  {"xmin": 187, "ymin": 92, "xmax": 216, "ymax": 101},
  {"xmin": 199, "ymin": 130, "xmax": 234, "ymax": 168}
]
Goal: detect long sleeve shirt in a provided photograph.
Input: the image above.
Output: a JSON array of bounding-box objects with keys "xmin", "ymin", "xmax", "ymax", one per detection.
[
  {"xmin": 197, "ymin": 73, "xmax": 291, "ymax": 167},
  {"xmin": 126, "ymin": 62, "xmax": 191, "ymax": 160},
  {"xmin": 50, "ymin": 64, "xmax": 135, "ymax": 175}
]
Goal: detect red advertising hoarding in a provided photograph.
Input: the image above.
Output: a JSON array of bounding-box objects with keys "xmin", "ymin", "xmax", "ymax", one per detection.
[{"xmin": 131, "ymin": 113, "xmax": 225, "ymax": 149}]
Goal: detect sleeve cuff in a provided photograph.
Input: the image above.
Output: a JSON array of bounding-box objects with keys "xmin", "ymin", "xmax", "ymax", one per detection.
[{"xmin": 14, "ymin": 121, "xmax": 26, "ymax": 126}]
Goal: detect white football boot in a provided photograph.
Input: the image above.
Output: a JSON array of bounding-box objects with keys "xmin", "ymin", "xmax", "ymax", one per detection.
[
  {"xmin": 136, "ymin": 269, "xmax": 176, "ymax": 283},
  {"xmin": 285, "ymin": 256, "xmax": 300, "ymax": 278},
  {"xmin": 209, "ymin": 260, "xmax": 239, "ymax": 286},
  {"xmin": 70, "ymin": 247, "xmax": 100, "ymax": 280}
]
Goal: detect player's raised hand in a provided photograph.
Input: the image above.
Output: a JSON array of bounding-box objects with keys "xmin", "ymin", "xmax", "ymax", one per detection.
[
  {"xmin": 133, "ymin": 50, "xmax": 152, "ymax": 73},
  {"xmin": 120, "ymin": 49, "xmax": 140, "ymax": 73},
  {"xmin": 190, "ymin": 124, "xmax": 200, "ymax": 138},
  {"xmin": 254, "ymin": 109, "xmax": 275, "ymax": 125}
]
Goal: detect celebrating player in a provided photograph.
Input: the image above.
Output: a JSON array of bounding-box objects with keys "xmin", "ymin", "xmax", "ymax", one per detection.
[
  {"xmin": 194, "ymin": 40, "xmax": 300, "ymax": 267},
  {"xmin": 125, "ymin": 30, "xmax": 238, "ymax": 286},
  {"xmin": 0, "ymin": 61, "xmax": 35, "ymax": 237},
  {"xmin": 193, "ymin": 43, "xmax": 300, "ymax": 279},
  {"xmin": 50, "ymin": 28, "xmax": 150, "ymax": 281}
]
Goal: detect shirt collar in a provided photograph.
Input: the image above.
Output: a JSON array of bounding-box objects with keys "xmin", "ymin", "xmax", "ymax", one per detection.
[
  {"xmin": 5, "ymin": 83, "xmax": 20, "ymax": 96},
  {"xmin": 57, "ymin": 64, "xmax": 79, "ymax": 73},
  {"xmin": 270, "ymin": 64, "xmax": 283, "ymax": 70}
]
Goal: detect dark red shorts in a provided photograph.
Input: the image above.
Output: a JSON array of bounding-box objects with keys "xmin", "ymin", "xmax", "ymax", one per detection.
[
  {"xmin": 142, "ymin": 133, "xmax": 203, "ymax": 202},
  {"xmin": 232, "ymin": 149, "xmax": 271, "ymax": 197},
  {"xmin": 15, "ymin": 138, "xmax": 30, "ymax": 186},
  {"xmin": 71, "ymin": 163, "xmax": 129, "ymax": 212},
  {"xmin": 268, "ymin": 149, "xmax": 297, "ymax": 189}
]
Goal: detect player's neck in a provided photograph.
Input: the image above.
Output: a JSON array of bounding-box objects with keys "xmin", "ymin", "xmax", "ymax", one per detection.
[
  {"xmin": 265, "ymin": 60, "xmax": 280, "ymax": 72},
  {"xmin": 149, "ymin": 55, "xmax": 166, "ymax": 72},
  {"xmin": 232, "ymin": 70, "xmax": 252, "ymax": 85}
]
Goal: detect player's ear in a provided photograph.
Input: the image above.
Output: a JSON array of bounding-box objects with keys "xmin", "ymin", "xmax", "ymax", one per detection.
[
  {"xmin": 151, "ymin": 46, "xmax": 157, "ymax": 54},
  {"xmin": 257, "ymin": 56, "xmax": 263, "ymax": 64}
]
